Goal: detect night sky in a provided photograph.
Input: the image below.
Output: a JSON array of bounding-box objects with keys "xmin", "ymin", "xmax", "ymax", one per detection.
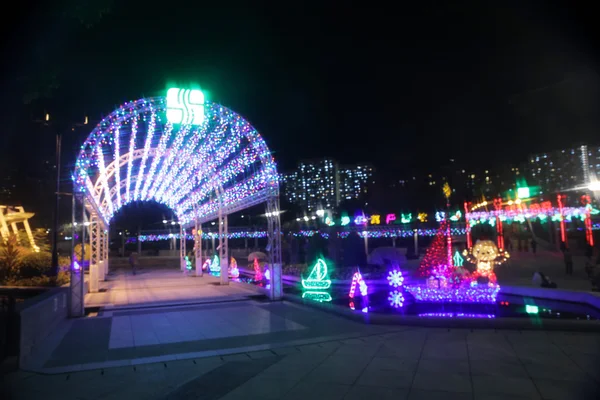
[{"xmin": 1, "ymin": 1, "xmax": 599, "ymax": 183}]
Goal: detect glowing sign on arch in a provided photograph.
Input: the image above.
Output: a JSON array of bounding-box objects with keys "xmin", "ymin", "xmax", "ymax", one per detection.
[{"xmin": 166, "ymin": 88, "xmax": 205, "ymax": 125}]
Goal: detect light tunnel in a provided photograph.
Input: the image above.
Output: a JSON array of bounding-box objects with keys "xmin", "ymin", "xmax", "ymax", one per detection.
[
  {"xmin": 67, "ymin": 93, "xmax": 283, "ymax": 316},
  {"xmin": 73, "ymin": 96, "xmax": 279, "ymax": 227}
]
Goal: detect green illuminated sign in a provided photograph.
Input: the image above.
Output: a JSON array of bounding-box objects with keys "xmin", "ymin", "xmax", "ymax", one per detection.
[
  {"xmin": 166, "ymin": 88, "xmax": 205, "ymax": 125},
  {"xmin": 517, "ymin": 187, "xmax": 530, "ymax": 199},
  {"xmin": 525, "ymin": 305, "xmax": 539, "ymax": 314}
]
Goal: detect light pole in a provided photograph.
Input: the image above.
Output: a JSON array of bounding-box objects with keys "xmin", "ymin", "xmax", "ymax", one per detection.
[{"xmin": 51, "ymin": 126, "xmax": 62, "ymax": 277}]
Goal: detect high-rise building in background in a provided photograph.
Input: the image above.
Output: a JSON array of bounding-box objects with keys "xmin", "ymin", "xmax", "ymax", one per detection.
[
  {"xmin": 281, "ymin": 159, "xmax": 374, "ymax": 211},
  {"xmin": 338, "ymin": 164, "xmax": 374, "ymax": 201},
  {"xmin": 526, "ymin": 145, "xmax": 600, "ymax": 196}
]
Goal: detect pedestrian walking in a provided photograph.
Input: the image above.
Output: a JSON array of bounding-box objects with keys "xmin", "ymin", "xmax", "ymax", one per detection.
[
  {"xmin": 563, "ymin": 248, "xmax": 573, "ymax": 275},
  {"xmin": 129, "ymin": 252, "xmax": 139, "ymax": 275}
]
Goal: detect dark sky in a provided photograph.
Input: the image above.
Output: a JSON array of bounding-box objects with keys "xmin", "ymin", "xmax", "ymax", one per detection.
[{"xmin": 1, "ymin": 1, "xmax": 600, "ymax": 178}]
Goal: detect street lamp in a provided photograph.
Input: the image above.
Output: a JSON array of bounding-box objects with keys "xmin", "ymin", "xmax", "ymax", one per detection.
[{"xmin": 588, "ymin": 182, "xmax": 600, "ymax": 191}]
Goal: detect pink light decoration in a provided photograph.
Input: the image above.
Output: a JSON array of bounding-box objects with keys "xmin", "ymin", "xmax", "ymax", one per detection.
[
  {"xmin": 385, "ymin": 213, "xmax": 396, "ymax": 225},
  {"xmin": 349, "ymin": 270, "xmax": 368, "ymax": 298},
  {"xmin": 464, "ymin": 202, "xmax": 472, "ymax": 248}
]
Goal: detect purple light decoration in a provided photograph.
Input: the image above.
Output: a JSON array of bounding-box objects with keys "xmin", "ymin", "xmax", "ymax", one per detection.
[
  {"xmin": 387, "ymin": 269, "xmax": 404, "ymax": 288},
  {"xmin": 418, "ymin": 313, "xmax": 495, "ymax": 319},
  {"xmin": 404, "ymin": 285, "xmax": 500, "ymax": 304},
  {"xmin": 264, "ymin": 266, "xmax": 271, "ymax": 281},
  {"xmin": 388, "ymin": 290, "xmax": 405, "ymax": 308},
  {"xmin": 73, "ymin": 260, "xmax": 81, "ymax": 271}
]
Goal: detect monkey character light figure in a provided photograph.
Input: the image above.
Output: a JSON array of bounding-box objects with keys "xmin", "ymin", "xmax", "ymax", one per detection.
[{"xmin": 463, "ymin": 239, "xmax": 509, "ymax": 287}]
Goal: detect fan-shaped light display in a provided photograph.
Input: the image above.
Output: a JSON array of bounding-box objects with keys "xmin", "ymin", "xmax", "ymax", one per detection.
[{"xmin": 73, "ymin": 96, "xmax": 279, "ymax": 226}]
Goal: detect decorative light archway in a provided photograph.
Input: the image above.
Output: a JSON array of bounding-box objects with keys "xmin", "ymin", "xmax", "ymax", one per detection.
[
  {"xmin": 73, "ymin": 96, "xmax": 279, "ymax": 226},
  {"xmin": 69, "ymin": 91, "xmax": 282, "ymax": 317}
]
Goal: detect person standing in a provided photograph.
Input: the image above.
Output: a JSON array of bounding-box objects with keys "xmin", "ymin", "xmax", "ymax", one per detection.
[
  {"xmin": 531, "ymin": 238, "xmax": 537, "ymax": 255},
  {"xmin": 129, "ymin": 252, "xmax": 139, "ymax": 275},
  {"xmin": 563, "ymin": 248, "xmax": 573, "ymax": 275}
]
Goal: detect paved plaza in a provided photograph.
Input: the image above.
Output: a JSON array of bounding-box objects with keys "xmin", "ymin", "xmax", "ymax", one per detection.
[
  {"xmin": 2, "ymin": 255, "xmax": 600, "ymax": 399},
  {"xmin": 3, "ymin": 318, "xmax": 600, "ymax": 399}
]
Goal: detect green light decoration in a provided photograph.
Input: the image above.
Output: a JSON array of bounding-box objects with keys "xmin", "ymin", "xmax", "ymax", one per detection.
[
  {"xmin": 302, "ymin": 291, "xmax": 332, "ymax": 302},
  {"xmin": 340, "ymin": 215, "xmax": 350, "ymax": 226},
  {"xmin": 210, "ymin": 254, "xmax": 220, "ymax": 272},
  {"xmin": 525, "ymin": 305, "xmax": 539, "ymax": 314},
  {"xmin": 401, "ymin": 213, "xmax": 412, "ymax": 223},
  {"xmin": 185, "ymin": 256, "xmax": 192, "ymax": 270},
  {"xmin": 166, "ymin": 87, "xmax": 205, "ymax": 125},
  {"xmin": 302, "ymin": 258, "xmax": 332, "ymax": 289},
  {"xmin": 453, "ymin": 251, "xmax": 464, "ymax": 267}
]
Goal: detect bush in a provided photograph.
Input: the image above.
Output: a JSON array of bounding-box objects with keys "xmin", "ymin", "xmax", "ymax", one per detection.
[
  {"xmin": 0, "ymin": 235, "xmax": 22, "ymax": 282},
  {"xmin": 4, "ymin": 271, "xmax": 70, "ymax": 287},
  {"xmin": 19, "ymin": 252, "xmax": 52, "ymax": 278}
]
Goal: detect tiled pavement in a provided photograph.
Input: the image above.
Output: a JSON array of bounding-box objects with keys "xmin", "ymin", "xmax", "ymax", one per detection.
[{"xmin": 3, "ymin": 313, "xmax": 600, "ymax": 399}]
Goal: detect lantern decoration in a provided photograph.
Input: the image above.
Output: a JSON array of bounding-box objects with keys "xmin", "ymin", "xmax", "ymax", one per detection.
[{"xmin": 229, "ymin": 257, "xmax": 239, "ymax": 278}]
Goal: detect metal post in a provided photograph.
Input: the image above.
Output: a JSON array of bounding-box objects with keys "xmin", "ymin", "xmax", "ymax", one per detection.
[
  {"xmin": 51, "ymin": 133, "xmax": 61, "ymax": 276},
  {"xmin": 195, "ymin": 222, "xmax": 203, "ymax": 277},
  {"xmin": 137, "ymin": 226, "xmax": 141, "ymax": 255},
  {"xmin": 98, "ymin": 225, "xmax": 105, "ymax": 282},
  {"xmin": 413, "ymin": 229, "xmax": 418, "ymax": 256},
  {"xmin": 69, "ymin": 194, "xmax": 84, "ymax": 317},
  {"xmin": 266, "ymin": 197, "xmax": 282, "ymax": 300},
  {"xmin": 104, "ymin": 231, "xmax": 109, "ymax": 276},
  {"xmin": 219, "ymin": 212, "xmax": 229, "ymax": 285},
  {"xmin": 89, "ymin": 213, "xmax": 99, "ymax": 293},
  {"xmin": 180, "ymin": 224, "xmax": 185, "ymax": 271}
]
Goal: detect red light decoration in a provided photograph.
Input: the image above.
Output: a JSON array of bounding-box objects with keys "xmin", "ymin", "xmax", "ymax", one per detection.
[
  {"xmin": 416, "ymin": 220, "xmax": 452, "ymax": 279},
  {"xmin": 557, "ymin": 194, "xmax": 567, "ymax": 246},
  {"xmin": 582, "ymin": 195, "xmax": 595, "ymax": 246},
  {"xmin": 493, "ymin": 198, "xmax": 504, "ymax": 250}
]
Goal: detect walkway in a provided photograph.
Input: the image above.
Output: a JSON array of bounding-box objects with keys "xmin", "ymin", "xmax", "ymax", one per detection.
[
  {"xmin": 85, "ymin": 267, "xmax": 260, "ymax": 308},
  {"xmin": 3, "ymin": 321, "xmax": 599, "ymax": 399}
]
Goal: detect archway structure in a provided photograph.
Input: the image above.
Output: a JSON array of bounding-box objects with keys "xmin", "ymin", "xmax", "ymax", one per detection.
[{"xmin": 69, "ymin": 90, "xmax": 282, "ymax": 317}]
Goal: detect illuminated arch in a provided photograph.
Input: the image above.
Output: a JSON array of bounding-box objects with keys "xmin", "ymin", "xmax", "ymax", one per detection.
[{"xmin": 73, "ymin": 97, "xmax": 279, "ymax": 227}]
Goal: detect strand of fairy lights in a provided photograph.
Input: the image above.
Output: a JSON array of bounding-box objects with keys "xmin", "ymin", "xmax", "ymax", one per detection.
[
  {"xmin": 154, "ymin": 124, "xmax": 200, "ymax": 203},
  {"xmin": 134, "ymin": 112, "xmax": 156, "ymax": 201},
  {"xmin": 96, "ymin": 144, "xmax": 114, "ymax": 216},
  {"xmin": 125, "ymin": 114, "xmax": 138, "ymax": 204},
  {"xmin": 147, "ymin": 124, "xmax": 191, "ymax": 201},
  {"xmin": 140, "ymin": 122, "xmax": 173, "ymax": 201},
  {"xmin": 113, "ymin": 125, "xmax": 122, "ymax": 208}
]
